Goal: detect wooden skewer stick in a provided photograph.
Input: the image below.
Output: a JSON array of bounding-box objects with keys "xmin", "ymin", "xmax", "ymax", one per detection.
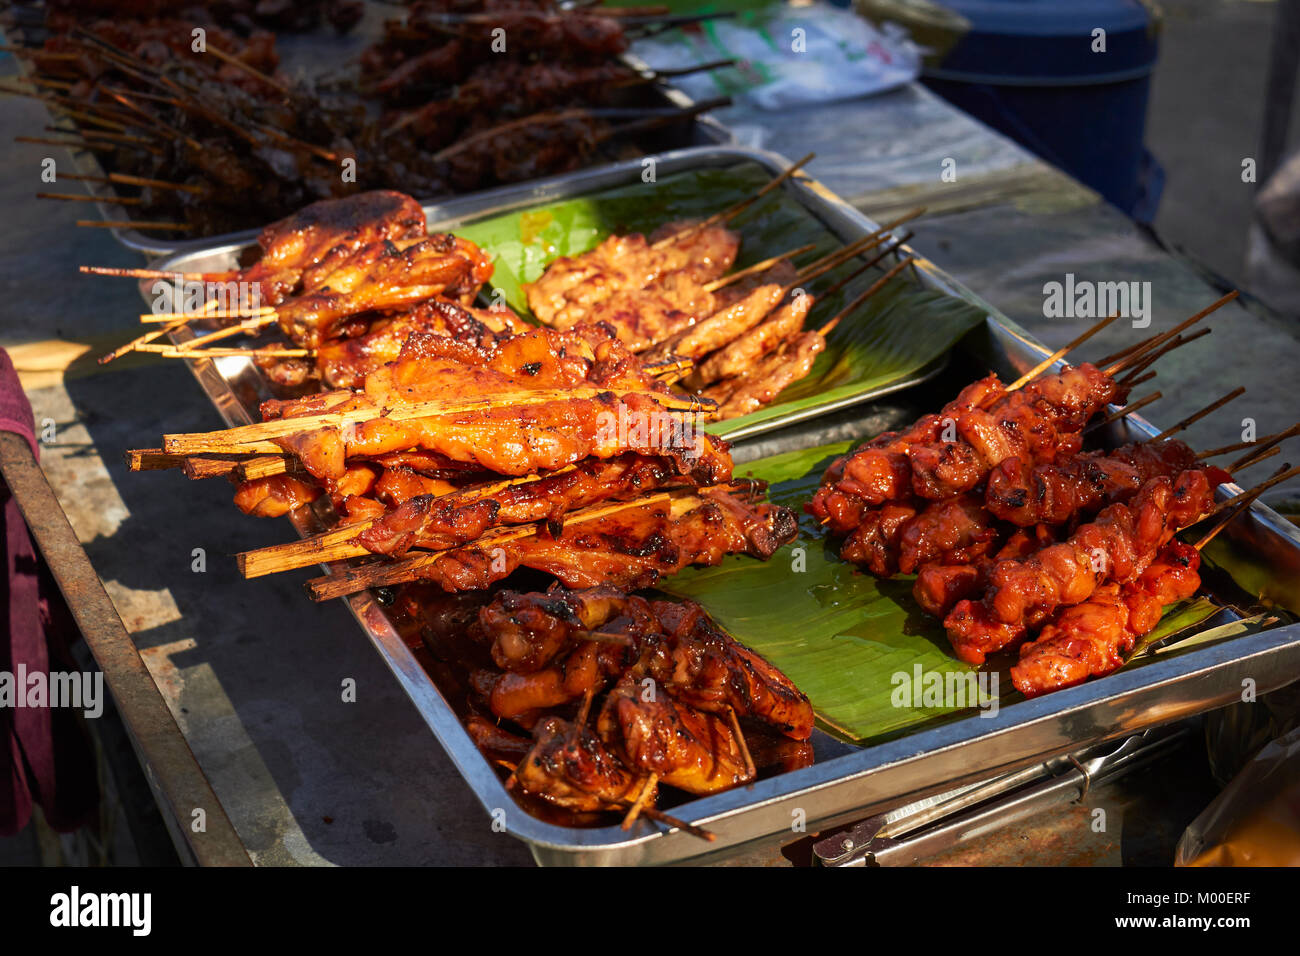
[
  {"xmin": 125, "ymin": 448, "xmax": 245, "ymax": 476},
  {"xmin": 100, "ymin": 305, "xmax": 210, "ymax": 365},
  {"xmin": 704, "ymin": 243, "xmax": 817, "ymax": 293},
  {"xmin": 82, "ymin": 264, "xmax": 212, "ymax": 280},
  {"xmin": 136, "ymin": 344, "xmax": 310, "ymax": 359},
  {"xmin": 651, "ymin": 153, "xmax": 816, "ymax": 249},
  {"xmin": 203, "ymin": 42, "xmax": 291, "ymax": 94},
  {"xmin": 1234, "ymin": 446, "xmax": 1282, "ymax": 471},
  {"xmin": 1094, "ymin": 337, "xmax": 1148, "ymax": 370},
  {"xmin": 175, "ymin": 317, "xmax": 280, "ymax": 350},
  {"xmin": 1194, "ymin": 464, "xmax": 1291, "ymax": 550},
  {"xmin": 164, "ymin": 389, "xmax": 714, "ymax": 455},
  {"xmin": 790, "ymin": 233, "xmax": 888, "ymax": 287},
  {"xmin": 144, "ymin": 306, "xmax": 274, "ymax": 322},
  {"xmin": 1006, "ymin": 312, "xmax": 1123, "ymax": 392},
  {"xmin": 37, "ymin": 192, "xmax": 143, "ymax": 205},
  {"xmin": 816, "ymin": 257, "xmax": 916, "ymax": 338},
  {"xmin": 1201, "ymin": 463, "xmax": 1300, "ymax": 522},
  {"xmin": 1126, "ymin": 370, "xmax": 1157, "ymax": 388},
  {"xmin": 1225, "ymin": 422, "xmax": 1300, "ymax": 470},
  {"xmin": 818, "ymin": 232, "xmax": 913, "ymax": 301},
  {"xmin": 790, "ymin": 209, "xmax": 925, "ymax": 287},
  {"xmin": 640, "ymin": 806, "xmax": 716, "ymax": 842},
  {"xmin": 16, "ymin": 135, "xmax": 123, "ymax": 153},
  {"xmin": 1087, "ymin": 391, "xmax": 1163, "ymax": 431},
  {"xmin": 1151, "ymin": 387, "xmax": 1245, "ymax": 442},
  {"xmin": 304, "ymin": 491, "xmax": 714, "ymax": 600},
  {"xmin": 237, "ymin": 466, "xmax": 584, "ymax": 577},
  {"xmin": 1199, "ymin": 426, "xmax": 1295, "ymax": 460},
  {"xmin": 77, "ymin": 219, "xmax": 190, "ymax": 231},
  {"xmin": 621, "ymin": 773, "xmax": 659, "ymax": 831},
  {"xmin": 726, "ymin": 706, "xmax": 756, "ymax": 780},
  {"xmin": 1118, "ymin": 328, "xmax": 1214, "ymax": 385},
  {"xmin": 1103, "ymin": 291, "xmax": 1240, "ymax": 377}
]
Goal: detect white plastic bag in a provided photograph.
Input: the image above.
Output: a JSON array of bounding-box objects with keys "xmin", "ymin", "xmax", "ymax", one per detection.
[{"xmin": 633, "ymin": 3, "xmax": 922, "ymax": 110}]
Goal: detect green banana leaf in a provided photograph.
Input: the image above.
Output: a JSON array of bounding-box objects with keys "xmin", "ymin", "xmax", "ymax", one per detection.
[
  {"xmin": 656, "ymin": 441, "xmax": 1259, "ymax": 745},
  {"xmin": 453, "ymin": 162, "xmax": 988, "ymax": 439}
]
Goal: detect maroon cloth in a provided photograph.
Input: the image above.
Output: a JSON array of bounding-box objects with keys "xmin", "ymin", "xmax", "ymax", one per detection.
[{"xmin": 0, "ymin": 348, "xmax": 98, "ymax": 836}]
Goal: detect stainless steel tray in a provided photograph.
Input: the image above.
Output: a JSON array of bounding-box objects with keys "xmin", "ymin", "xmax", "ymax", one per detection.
[{"xmin": 140, "ymin": 145, "xmax": 1300, "ymax": 866}]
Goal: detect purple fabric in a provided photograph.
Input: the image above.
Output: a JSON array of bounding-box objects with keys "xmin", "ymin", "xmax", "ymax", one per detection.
[{"xmin": 0, "ymin": 348, "xmax": 97, "ymax": 836}]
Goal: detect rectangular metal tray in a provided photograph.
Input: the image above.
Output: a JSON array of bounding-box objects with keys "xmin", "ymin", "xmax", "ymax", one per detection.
[{"xmin": 141, "ymin": 145, "xmax": 1300, "ymax": 865}]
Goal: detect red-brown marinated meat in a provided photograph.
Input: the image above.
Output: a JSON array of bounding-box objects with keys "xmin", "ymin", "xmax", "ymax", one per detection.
[{"xmin": 1011, "ymin": 541, "xmax": 1202, "ymax": 697}]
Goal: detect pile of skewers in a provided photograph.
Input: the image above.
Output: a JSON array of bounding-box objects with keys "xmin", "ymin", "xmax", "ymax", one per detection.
[
  {"xmin": 124, "ymin": 309, "xmax": 800, "ymax": 602},
  {"xmin": 5, "ymin": 3, "xmax": 733, "ymax": 236},
  {"xmin": 121, "ymin": 292, "xmax": 809, "ymax": 833},
  {"xmin": 520, "ymin": 155, "xmax": 922, "ymax": 418},
  {"xmin": 360, "ymin": 0, "xmax": 735, "ymax": 191},
  {"xmin": 808, "ymin": 297, "xmax": 1300, "ymax": 698},
  {"xmin": 400, "ymin": 585, "xmax": 814, "ymax": 834},
  {"xmin": 87, "ymin": 161, "xmax": 922, "ymax": 421}
]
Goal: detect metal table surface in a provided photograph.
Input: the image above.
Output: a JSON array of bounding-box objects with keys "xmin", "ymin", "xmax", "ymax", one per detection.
[{"xmin": 4, "ymin": 53, "xmax": 1300, "ymax": 864}]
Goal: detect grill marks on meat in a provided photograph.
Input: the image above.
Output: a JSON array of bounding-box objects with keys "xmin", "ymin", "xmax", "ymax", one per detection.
[
  {"xmin": 247, "ymin": 191, "xmax": 428, "ymax": 303},
  {"xmin": 986, "ymin": 439, "xmax": 1201, "ymax": 527},
  {"xmin": 276, "ymin": 234, "xmax": 495, "ymax": 348},
  {"xmin": 907, "ymin": 363, "xmax": 1116, "ymax": 500},
  {"xmin": 524, "ymin": 224, "xmax": 739, "ymax": 330},
  {"xmin": 314, "ymin": 298, "xmax": 526, "ymax": 389},
  {"xmin": 808, "ymin": 375, "xmax": 1004, "ymax": 530},
  {"xmin": 944, "ymin": 468, "xmax": 1226, "ymax": 664},
  {"xmin": 705, "ymin": 329, "xmax": 827, "ymax": 419},
  {"xmin": 1010, "ymin": 541, "xmax": 1202, "ymax": 697},
  {"xmin": 471, "ymin": 586, "xmax": 813, "ymax": 807},
  {"xmin": 515, "ymin": 716, "xmax": 646, "ymax": 813},
  {"xmin": 411, "ymin": 490, "xmax": 797, "ymax": 593},
  {"xmin": 357, "ymin": 453, "xmax": 684, "ymax": 557},
  {"xmin": 263, "ymin": 327, "xmax": 730, "ymax": 482}
]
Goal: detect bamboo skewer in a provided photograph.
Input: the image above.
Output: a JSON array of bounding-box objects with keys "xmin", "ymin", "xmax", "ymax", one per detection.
[
  {"xmin": 1151, "ymin": 387, "xmax": 1245, "ymax": 442},
  {"xmin": 1234, "ymin": 446, "xmax": 1282, "ymax": 471},
  {"xmin": 1103, "ymin": 291, "xmax": 1240, "ymax": 378},
  {"xmin": 621, "ymin": 773, "xmax": 659, "ymax": 831},
  {"xmin": 726, "ymin": 706, "xmax": 756, "ymax": 780},
  {"xmin": 1087, "ymin": 391, "xmax": 1163, "ymax": 432},
  {"xmin": 304, "ymin": 490, "xmax": 719, "ymax": 601},
  {"xmin": 703, "ymin": 243, "xmax": 817, "ymax": 293},
  {"xmin": 204, "ymin": 42, "xmax": 291, "ymax": 95},
  {"xmin": 37, "ymin": 192, "xmax": 143, "ymax": 205},
  {"xmin": 82, "ymin": 264, "xmax": 211, "ymax": 280},
  {"xmin": 818, "ymin": 232, "xmax": 914, "ymax": 301},
  {"xmin": 1006, "ymin": 312, "xmax": 1123, "ymax": 392},
  {"xmin": 135, "ymin": 343, "xmax": 310, "ymax": 359},
  {"xmin": 163, "ymin": 387, "xmax": 714, "ymax": 456},
  {"xmin": 1226, "ymin": 423, "xmax": 1300, "ymax": 471},
  {"xmin": 1198, "ymin": 426, "xmax": 1294, "ymax": 461},
  {"xmin": 816, "ymin": 256, "xmax": 916, "ymax": 338},
  {"xmin": 174, "ymin": 317, "xmax": 281, "ymax": 350},
  {"xmin": 1117, "ymin": 328, "xmax": 1213, "ymax": 385},
  {"xmin": 1198, "ymin": 463, "xmax": 1300, "ymax": 524},
  {"xmin": 651, "ymin": 153, "xmax": 815, "ymax": 250},
  {"xmin": 236, "ymin": 466, "xmax": 585, "ymax": 578},
  {"xmin": 77, "ymin": 219, "xmax": 190, "ymax": 231},
  {"xmin": 1193, "ymin": 464, "xmax": 1291, "ymax": 550},
  {"xmin": 99, "ymin": 302, "xmax": 220, "ymax": 364}
]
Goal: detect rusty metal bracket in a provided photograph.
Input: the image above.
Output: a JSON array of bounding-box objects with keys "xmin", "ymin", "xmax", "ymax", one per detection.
[{"xmin": 0, "ymin": 432, "xmax": 250, "ymax": 866}]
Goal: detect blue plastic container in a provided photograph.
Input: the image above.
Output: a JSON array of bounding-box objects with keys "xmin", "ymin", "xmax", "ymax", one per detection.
[{"xmin": 858, "ymin": 0, "xmax": 1163, "ymax": 220}]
